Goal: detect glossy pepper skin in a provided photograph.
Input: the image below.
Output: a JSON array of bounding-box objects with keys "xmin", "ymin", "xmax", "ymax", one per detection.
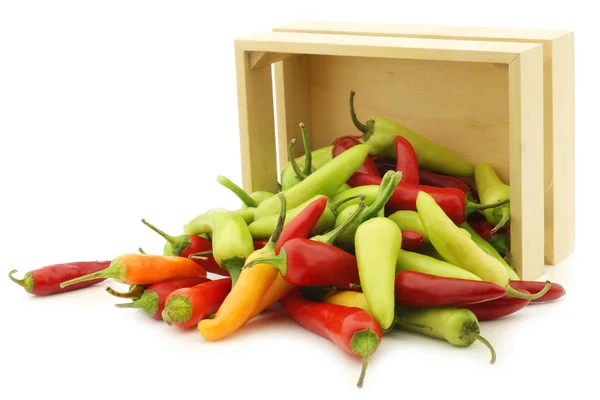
[
  {"xmin": 400, "ymin": 230, "xmax": 425, "ymax": 251},
  {"xmin": 418, "ymin": 169, "xmax": 470, "ymax": 193},
  {"xmin": 331, "ymin": 135, "xmax": 380, "ymax": 186},
  {"xmin": 395, "ymin": 249, "xmax": 482, "ymax": 281},
  {"xmin": 115, "ymin": 277, "xmax": 209, "ymax": 319},
  {"xmin": 141, "ymin": 219, "xmax": 228, "ymax": 277},
  {"xmin": 280, "ymin": 290, "xmax": 382, "ymax": 388},
  {"xmin": 457, "ymin": 292, "xmax": 531, "ymax": 321},
  {"xmin": 254, "ymin": 144, "xmax": 370, "ymax": 221},
  {"xmin": 9, "ymin": 261, "xmax": 110, "ymax": 295},
  {"xmin": 355, "ymin": 217, "xmax": 401, "ymax": 330},
  {"xmin": 162, "ymin": 278, "xmax": 232, "ymax": 329},
  {"xmin": 350, "ymin": 91, "xmax": 474, "ymax": 176},
  {"xmin": 394, "ymin": 136, "xmax": 419, "ymax": 184},
  {"xmin": 394, "ymin": 271, "xmax": 507, "ymax": 308}
]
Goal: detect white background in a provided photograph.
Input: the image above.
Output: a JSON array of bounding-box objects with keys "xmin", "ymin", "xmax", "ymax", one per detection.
[{"xmin": 1, "ymin": 1, "xmax": 597, "ymax": 399}]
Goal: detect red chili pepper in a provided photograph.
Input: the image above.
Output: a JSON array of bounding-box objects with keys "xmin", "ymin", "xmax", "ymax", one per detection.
[
  {"xmin": 141, "ymin": 219, "xmax": 228, "ymax": 276},
  {"xmin": 468, "ymin": 219, "xmax": 511, "ymax": 255},
  {"xmin": 509, "ymin": 281, "xmax": 566, "ymax": 303},
  {"xmin": 401, "ymin": 230, "xmax": 425, "ymax": 251},
  {"xmin": 115, "ymin": 277, "xmax": 210, "ymax": 319},
  {"xmin": 332, "ymin": 136, "xmax": 380, "ymax": 187},
  {"xmin": 162, "ymin": 278, "xmax": 232, "ymax": 329},
  {"xmin": 280, "ymin": 289, "xmax": 382, "ymax": 388},
  {"xmin": 418, "ymin": 169, "xmax": 470, "ymax": 193},
  {"xmin": 394, "ymin": 271, "xmax": 507, "ymax": 307},
  {"xmin": 246, "ymin": 238, "xmax": 359, "ymax": 290},
  {"xmin": 275, "ymin": 196, "xmax": 329, "ymax": 254},
  {"xmin": 348, "ymin": 173, "xmax": 504, "ymax": 225},
  {"xmin": 457, "ymin": 291, "xmax": 531, "ymax": 321},
  {"xmin": 395, "ymin": 137, "xmax": 419, "ymax": 184},
  {"xmin": 9, "ymin": 261, "xmax": 111, "ymax": 295}
]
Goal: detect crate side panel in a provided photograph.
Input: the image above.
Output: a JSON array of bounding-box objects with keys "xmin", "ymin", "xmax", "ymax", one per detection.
[{"xmin": 307, "ymin": 55, "xmax": 510, "ymax": 181}]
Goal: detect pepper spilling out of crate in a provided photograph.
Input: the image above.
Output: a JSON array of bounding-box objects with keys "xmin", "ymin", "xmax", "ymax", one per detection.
[{"xmin": 8, "ymin": 95, "xmax": 566, "ymax": 390}]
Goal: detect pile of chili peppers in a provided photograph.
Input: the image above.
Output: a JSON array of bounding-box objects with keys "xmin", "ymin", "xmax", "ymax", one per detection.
[{"xmin": 8, "ymin": 91, "xmax": 566, "ymax": 389}]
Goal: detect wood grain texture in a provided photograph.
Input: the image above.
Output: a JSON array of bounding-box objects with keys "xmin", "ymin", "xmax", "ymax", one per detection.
[
  {"xmin": 234, "ymin": 45, "xmax": 278, "ymax": 193},
  {"xmin": 508, "ymin": 46, "xmax": 545, "ymax": 280},
  {"xmin": 274, "ymin": 55, "xmax": 312, "ymax": 169}
]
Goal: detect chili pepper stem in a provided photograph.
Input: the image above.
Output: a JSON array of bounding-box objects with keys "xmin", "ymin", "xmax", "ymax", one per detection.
[
  {"xmin": 106, "ymin": 285, "xmax": 144, "ymax": 299},
  {"xmin": 217, "ymin": 175, "xmax": 258, "ymax": 208},
  {"xmin": 141, "ymin": 219, "xmax": 177, "ymax": 244},
  {"xmin": 188, "ymin": 253, "xmax": 209, "ymax": 260},
  {"xmin": 491, "ymin": 209, "xmax": 510, "ymax": 234},
  {"xmin": 115, "ymin": 290, "xmax": 159, "ymax": 318},
  {"xmin": 349, "ymin": 328, "xmax": 380, "ymax": 388},
  {"xmin": 162, "ymin": 295, "xmax": 193, "ymax": 326},
  {"xmin": 361, "ymin": 171, "xmax": 402, "ymax": 221},
  {"xmin": 299, "ymin": 123, "xmax": 312, "ymax": 177},
  {"xmin": 329, "ymin": 194, "xmax": 367, "ymax": 211},
  {"xmin": 313, "ymin": 202, "xmax": 366, "ymax": 244},
  {"xmin": 8, "ymin": 270, "xmax": 34, "ymax": 293},
  {"xmin": 505, "ymin": 281, "xmax": 552, "ymax": 300},
  {"xmin": 222, "ymin": 258, "xmax": 245, "ymax": 286},
  {"xmin": 349, "ymin": 91, "xmax": 374, "ymax": 140},
  {"xmin": 138, "ymin": 248, "xmax": 147, "ymax": 255},
  {"xmin": 59, "ymin": 258, "xmax": 126, "ymax": 288},
  {"xmin": 472, "ymin": 333, "xmax": 496, "ymax": 364},
  {"xmin": 466, "ymin": 198, "xmax": 510, "ymax": 214},
  {"xmin": 242, "ymin": 250, "xmax": 289, "ymax": 275},
  {"xmin": 288, "ymin": 139, "xmax": 307, "ymax": 181}
]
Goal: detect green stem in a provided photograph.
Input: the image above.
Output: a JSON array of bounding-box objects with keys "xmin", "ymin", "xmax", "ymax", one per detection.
[
  {"xmin": 141, "ymin": 219, "xmax": 176, "ymax": 245},
  {"xmin": 242, "ymin": 248, "xmax": 289, "ymax": 275},
  {"xmin": 329, "ymin": 194, "xmax": 366, "ymax": 211},
  {"xmin": 264, "ymin": 194, "xmax": 287, "ymax": 251},
  {"xmin": 361, "ymin": 171, "xmax": 402, "ymax": 221},
  {"xmin": 188, "ymin": 252, "xmax": 209, "ymax": 260},
  {"xmin": 106, "ymin": 285, "xmax": 146, "ymax": 300},
  {"xmin": 217, "ymin": 175, "xmax": 258, "ymax": 208},
  {"xmin": 349, "ymin": 91, "xmax": 370, "ymax": 137},
  {"xmin": 8, "ymin": 270, "xmax": 33, "ymax": 293},
  {"xmin": 314, "ymin": 202, "xmax": 366, "ymax": 245},
  {"xmin": 349, "ymin": 328, "xmax": 380, "ymax": 389},
  {"xmin": 491, "ymin": 209, "xmax": 510, "ymax": 234},
  {"xmin": 357, "ymin": 355, "xmax": 369, "ymax": 389},
  {"xmin": 288, "ymin": 139, "xmax": 307, "ymax": 180},
  {"xmin": 466, "ymin": 198, "xmax": 510, "ymax": 215},
  {"xmin": 222, "ymin": 258, "xmax": 245, "ymax": 287},
  {"xmin": 506, "ymin": 281, "xmax": 552, "ymax": 300},
  {"xmin": 473, "ymin": 333, "xmax": 496, "ymax": 364},
  {"xmin": 115, "ymin": 290, "xmax": 159, "ymax": 318},
  {"xmin": 299, "ymin": 123, "xmax": 312, "ymax": 177},
  {"xmin": 59, "ymin": 259, "xmax": 125, "ymax": 288},
  {"xmin": 162, "ymin": 294, "xmax": 193, "ymax": 326},
  {"xmin": 138, "ymin": 248, "xmax": 147, "ymax": 255}
]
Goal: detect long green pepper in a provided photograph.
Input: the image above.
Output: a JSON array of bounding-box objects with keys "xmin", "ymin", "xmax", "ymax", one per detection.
[
  {"xmin": 182, "ymin": 209, "xmax": 254, "ymax": 286},
  {"xmin": 474, "ymin": 163, "xmax": 511, "ymax": 233}
]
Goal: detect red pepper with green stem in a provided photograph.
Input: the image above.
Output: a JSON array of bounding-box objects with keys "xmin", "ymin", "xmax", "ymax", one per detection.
[
  {"xmin": 394, "ymin": 271, "xmax": 507, "ymax": 308},
  {"xmin": 244, "ymin": 203, "xmax": 366, "ymax": 290},
  {"xmin": 331, "ymin": 135, "xmax": 380, "ymax": 186},
  {"xmin": 394, "ymin": 136, "xmax": 419, "ymax": 184},
  {"xmin": 141, "ymin": 219, "xmax": 228, "ymax": 277},
  {"xmin": 9, "ymin": 260, "xmax": 111, "ymax": 295},
  {"xmin": 347, "ymin": 172, "xmax": 509, "ymax": 226},
  {"xmin": 162, "ymin": 278, "xmax": 232, "ymax": 329},
  {"xmin": 115, "ymin": 277, "xmax": 210, "ymax": 319},
  {"xmin": 456, "ymin": 291, "xmax": 531, "ymax": 321},
  {"xmin": 280, "ymin": 289, "xmax": 382, "ymax": 388},
  {"xmin": 509, "ymin": 281, "xmax": 566, "ymax": 303}
]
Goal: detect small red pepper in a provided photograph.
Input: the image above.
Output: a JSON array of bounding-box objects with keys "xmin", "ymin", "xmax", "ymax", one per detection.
[
  {"xmin": 418, "ymin": 169, "xmax": 470, "ymax": 193},
  {"xmin": 162, "ymin": 278, "xmax": 232, "ymax": 329},
  {"xmin": 457, "ymin": 291, "xmax": 531, "ymax": 321},
  {"xmin": 509, "ymin": 280, "xmax": 566, "ymax": 303},
  {"xmin": 332, "ymin": 135, "xmax": 380, "ymax": 187},
  {"xmin": 348, "ymin": 173, "xmax": 505, "ymax": 225},
  {"xmin": 9, "ymin": 261, "xmax": 111, "ymax": 295},
  {"xmin": 394, "ymin": 271, "xmax": 507, "ymax": 307},
  {"xmin": 141, "ymin": 219, "xmax": 228, "ymax": 277},
  {"xmin": 468, "ymin": 219, "xmax": 511, "ymax": 255},
  {"xmin": 274, "ymin": 196, "xmax": 328, "ymax": 255},
  {"xmin": 395, "ymin": 136, "xmax": 419, "ymax": 184},
  {"xmin": 115, "ymin": 277, "xmax": 210, "ymax": 319},
  {"xmin": 280, "ymin": 289, "xmax": 382, "ymax": 388},
  {"xmin": 401, "ymin": 230, "xmax": 425, "ymax": 251}
]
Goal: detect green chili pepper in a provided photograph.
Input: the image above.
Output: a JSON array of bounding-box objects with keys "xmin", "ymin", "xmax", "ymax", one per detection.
[
  {"xmin": 217, "ymin": 175, "xmax": 274, "ymax": 209},
  {"xmin": 415, "ymin": 191, "xmax": 550, "ymax": 300},
  {"xmin": 280, "ymin": 145, "xmax": 333, "ymax": 190},
  {"xmin": 254, "ymin": 144, "xmax": 370, "ymax": 221},
  {"xmin": 394, "ymin": 307, "xmax": 496, "ymax": 364},
  {"xmin": 330, "ymin": 185, "xmax": 379, "ymax": 213},
  {"xmin": 355, "ymin": 217, "xmax": 401, "ymax": 330},
  {"xmin": 248, "ymin": 194, "xmax": 365, "ymax": 239},
  {"xmin": 182, "ymin": 209, "xmax": 254, "ymax": 286},
  {"xmin": 387, "ymin": 210, "xmax": 428, "ymax": 242},
  {"xmin": 474, "ymin": 163, "xmax": 511, "ymax": 233},
  {"xmin": 350, "ymin": 91, "xmax": 473, "ymax": 177},
  {"xmin": 332, "ymin": 171, "xmax": 402, "ymax": 249},
  {"xmin": 395, "ymin": 249, "xmax": 481, "ymax": 280},
  {"xmin": 459, "ymin": 223, "xmax": 519, "ymax": 280}
]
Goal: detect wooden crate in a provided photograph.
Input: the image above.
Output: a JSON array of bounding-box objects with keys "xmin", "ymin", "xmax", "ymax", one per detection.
[
  {"xmin": 234, "ymin": 30, "xmax": 545, "ymax": 280},
  {"xmin": 274, "ymin": 22, "xmax": 575, "ymax": 268}
]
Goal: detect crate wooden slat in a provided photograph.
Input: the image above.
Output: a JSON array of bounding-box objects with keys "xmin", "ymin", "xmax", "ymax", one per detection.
[
  {"xmin": 274, "ymin": 21, "xmax": 575, "ymax": 267},
  {"xmin": 234, "ymin": 31, "xmax": 545, "ymax": 280}
]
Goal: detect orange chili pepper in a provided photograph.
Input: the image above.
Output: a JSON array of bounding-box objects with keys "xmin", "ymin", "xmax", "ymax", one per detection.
[
  {"xmin": 59, "ymin": 254, "xmax": 207, "ymax": 288},
  {"xmin": 249, "ymin": 275, "xmax": 295, "ymax": 320},
  {"xmin": 197, "ymin": 194, "xmax": 288, "ymax": 341}
]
